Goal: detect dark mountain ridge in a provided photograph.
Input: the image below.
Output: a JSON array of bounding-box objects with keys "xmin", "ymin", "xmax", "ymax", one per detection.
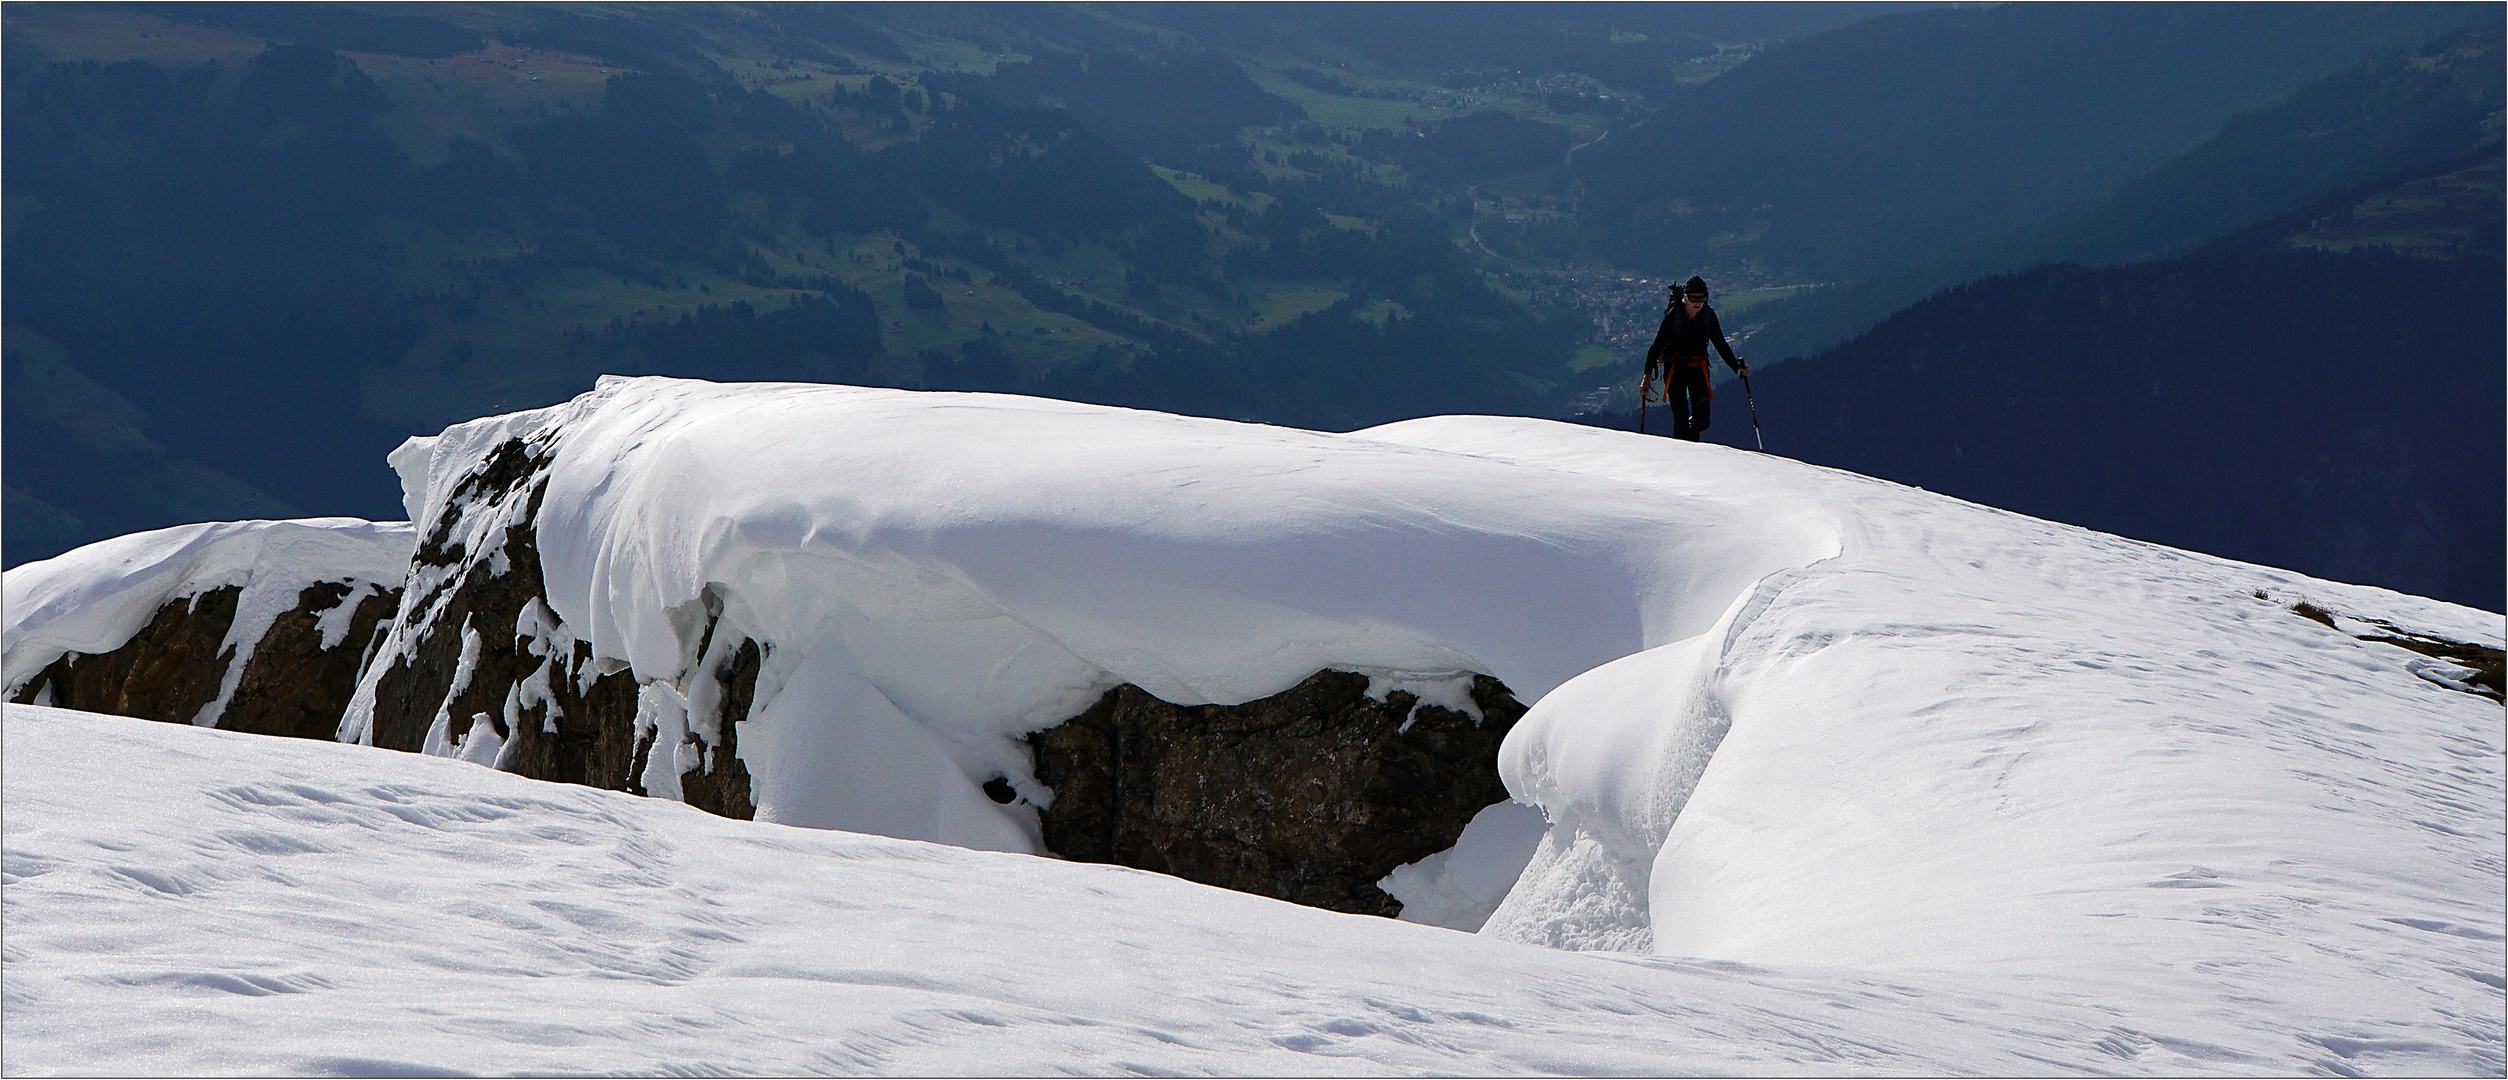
[
  {"xmin": 1733, "ymin": 24, "xmax": 2505, "ymax": 364},
  {"xmin": 1582, "ymin": 146, "xmax": 2505, "ymax": 611},
  {"xmin": 7, "ymin": 2, "xmax": 2500, "ymax": 613},
  {"xmin": 1570, "ymin": 3, "xmax": 2498, "ymax": 280}
]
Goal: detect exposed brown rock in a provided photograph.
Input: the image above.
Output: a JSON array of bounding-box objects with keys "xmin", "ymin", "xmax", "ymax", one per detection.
[
  {"xmin": 365, "ymin": 437, "xmax": 646, "ymax": 791},
  {"xmin": 10, "ymin": 578, "xmax": 403, "ymax": 740},
  {"xmin": 1028, "ymin": 670, "xmax": 1525, "ymax": 917},
  {"xmin": 2285, "ymin": 596, "xmax": 2505, "ymax": 701},
  {"xmin": 10, "ymin": 585, "xmax": 241, "ymax": 724},
  {"xmin": 358, "ymin": 432, "xmax": 1522, "ymax": 916},
  {"xmin": 17, "ymin": 420, "xmax": 1533, "ymax": 923},
  {"xmin": 219, "ymin": 582, "xmax": 402, "ymax": 740},
  {"xmin": 490, "ymin": 637, "xmax": 646, "ymax": 795},
  {"xmin": 355, "ymin": 435, "xmax": 758, "ymax": 818},
  {"xmin": 677, "ymin": 636, "xmax": 759, "ymax": 821}
]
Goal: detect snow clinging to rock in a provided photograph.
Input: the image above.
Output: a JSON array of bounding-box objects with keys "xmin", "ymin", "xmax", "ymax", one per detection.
[{"xmin": 4, "ymin": 374, "xmax": 2500, "ymax": 1073}]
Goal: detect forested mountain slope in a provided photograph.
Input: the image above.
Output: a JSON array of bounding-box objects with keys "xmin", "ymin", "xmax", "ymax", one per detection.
[
  {"xmin": 3, "ymin": 5, "xmax": 1604, "ymax": 566},
  {"xmin": 6, "ymin": 3, "xmax": 2498, "ymax": 580},
  {"xmin": 1568, "ymin": 4, "xmax": 2496, "ymax": 279}
]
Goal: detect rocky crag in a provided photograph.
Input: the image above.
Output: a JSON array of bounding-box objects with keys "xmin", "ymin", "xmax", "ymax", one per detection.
[
  {"xmin": 9, "ymin": 580, "xmax": 402, "ymax": 740},
  {"xmin": 344, "ymin": 434, "xmax": 662, "ymax": 803},
  {"xmin": 1032, "ymin": 671, "xmax": 1524, "ymax": 915},
  {"xmin": 338, "ymin": 429, "xmax": 764, "ymax": 821},
  {"xmin": 13, "ymin": 425, "xmax": 1528, "ymax": 919},
  {"xmin": 5, "ymin": 520, "xmax": 411, "ymax": 740},
  {"xmin": 9, "ymin": 578, "xmax": 403, "ymax": 741},
  {"xmin": 342, "ymin": 418, "xmax": 1529, "ymax": 915}
]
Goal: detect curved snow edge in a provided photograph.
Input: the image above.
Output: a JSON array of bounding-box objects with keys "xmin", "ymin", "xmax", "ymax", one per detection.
[{"xmin": 2, "ymin": 518, "xmax": 417, "ymax": 704}]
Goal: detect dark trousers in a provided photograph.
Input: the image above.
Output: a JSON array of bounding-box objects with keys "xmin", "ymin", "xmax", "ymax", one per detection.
[{"xmin": 1667, "ymin": 360, "xmax": 1712, "ymax": 441}]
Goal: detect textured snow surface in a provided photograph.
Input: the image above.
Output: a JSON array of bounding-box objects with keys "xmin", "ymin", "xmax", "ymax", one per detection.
[
  {"xmin": 1367, "ymin": 417, "xmax": 2503, "ymax": 983},
  {"xmin": 1, "ymin": 518, "xmax": 415, "ymax": 716},
  {"xmin": 8, "ymin": 379, "xmax": 2501, "ymax": 1074},
  {"xmin": 5, "ymin": 703, "xmax": 2493, "ymax": 1078}
]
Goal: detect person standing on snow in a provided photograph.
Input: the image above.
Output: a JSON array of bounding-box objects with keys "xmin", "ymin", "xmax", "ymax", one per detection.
[{"xmin": 1642, "ymin": 276, "xmax": 1750, "ymax": 441}]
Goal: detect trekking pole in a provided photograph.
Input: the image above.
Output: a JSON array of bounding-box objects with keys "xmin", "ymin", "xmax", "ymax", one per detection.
[
  {"xmin": 1636, "ymin": 372, "xmax": 1649, "ymax": 434},
  {"xmin": 1740, "ymin": 369, "xmax": 1764, "ymax": 451}
]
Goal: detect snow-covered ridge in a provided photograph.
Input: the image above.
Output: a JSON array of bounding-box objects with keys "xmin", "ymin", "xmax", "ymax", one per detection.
[
  {"xmin": 353, "ymin": 374, "xmax": 2499, "ymax": 970},
  {"xmin": 379, "ymin": 380, "xmax": 1801, "ymax": 773},
  {"xmin": 1371, "ymin": 415, "xmax": 2500, "ymax": 967},
  {"xmin": 2, "ymin": 518, "xmax": 414, "ymax": 732},
  {"xmin": 343, "ymin": 375, "xmax": 1843, "ymax": 921},
  {"xmin": 4, "ymin": 518, "xmax": 414, "ymax": 693},
  {"xmin": 7, "ymin": 374, "xmax": 2499, "ymax": 1064},
  {"xmin": 505, "ymin": 376, "xmax": 1843, "ymax": 705}
]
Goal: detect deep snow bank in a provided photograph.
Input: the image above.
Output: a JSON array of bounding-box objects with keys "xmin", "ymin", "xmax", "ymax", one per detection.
[
  {"xmin": 344, "ymin": 376, "xmax": 1841, "ymax": 923},
  {"xmin": 2, "ymin": 518, "xmax": 412, "ymax": 736},
  {"xmin": 1356, "ymin": 414, "xmax": 2502, "ymax": 1048},
  {"xmin": 330, "ymin": 373, "xmax": 2505, "ymax": 987}
]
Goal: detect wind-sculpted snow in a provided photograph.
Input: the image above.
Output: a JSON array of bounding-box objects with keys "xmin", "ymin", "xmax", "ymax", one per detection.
[
  {"xmin": 353, "ymin": 377, "xmax": 2497, "ymax": 971},
  {"xmin": 359, "ymin": 375, "xmax": 1838, "ymax": 876},
  {"xmin": 1363, "ymin": 416, "xmax": 2504, "ymax": 1066},
  {"xmin": 3, "ymin": 518, "xmax": 414, "ymax": 696},
  {"xmin": 5, "ymin": 374, "xmax": 2501, "ymax": 1072},
  {"xmin": 527, "ymin": 376, "xmax": 1838, "ymax": 701}
]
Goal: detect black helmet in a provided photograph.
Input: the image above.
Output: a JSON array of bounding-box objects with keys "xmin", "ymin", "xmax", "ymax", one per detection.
[{"xmin": 1683, "ymin": 276, "xmax": 1709, "ymax": 298}]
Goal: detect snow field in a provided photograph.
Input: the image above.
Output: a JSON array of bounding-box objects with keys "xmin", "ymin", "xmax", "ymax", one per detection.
[
  {"xmin": 3, "ymin": 703, "xmax": 2442, "ymax": 1078},
  {"xmin": 1366, "ymin": 416, "xmax": 2503, "ymax": 1071}
]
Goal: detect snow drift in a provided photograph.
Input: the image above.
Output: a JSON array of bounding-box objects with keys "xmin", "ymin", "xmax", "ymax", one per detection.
[
  {"xmin": 340, "ymin": 375, "xmax": 1840, "ymax": 924},
  {"xmin": 5, "ymin": 518, "xmax": 413, "ymax": 698}
]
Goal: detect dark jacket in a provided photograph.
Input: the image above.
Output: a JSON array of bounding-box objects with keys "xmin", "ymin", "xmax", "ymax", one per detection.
[{"xmin": 1645, "ymin": 301, "xmax": 1741, "ymax": 375}]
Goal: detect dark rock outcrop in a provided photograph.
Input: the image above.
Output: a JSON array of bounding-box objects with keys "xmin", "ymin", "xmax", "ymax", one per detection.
[
  {"xmin": 13, "ymin": 425, "xmax": 1529, "ymax": 921},
  {"xmin": 363, "ymin": 436, "xmax": 646, "ymax": 794},
  {"xmin": 11, "ymin": 586, "xmax": 242, "ymax": 724},
  {"xmin": 356, "ymin": 431, "xmax": 1520, "ymax": 912},
  {"xmin": 360, "ymin": 435, "xmax": 754, "ymax": 818},
  {"xmin": 2285, "ymin": 596, "xmax": 2505, "ymax": 701},
  {"xmin": 221, "ymin": 582, "xmax": 402, "ymax": 740},
  {"xmin": 10, "ymin": 580, "xmax": 401, "ymax": 738},
  {"xmin": 1028, "ymin": 670, "xmax": 1526, "ymax": 916},
  {"xmin": 676, "ymin": 630, "xmax": 760, "ymax": 822}
]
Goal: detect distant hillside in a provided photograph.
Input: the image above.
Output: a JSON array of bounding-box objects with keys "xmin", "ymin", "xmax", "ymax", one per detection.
[
  {"xmin": 1593, "ymin": 148, "xmax": 2504, "ymax": 611},
  {"xmin": 0, "ymin": 4, "xmax": 1604, "ymax": 566},
  {"xmin": 1564, "ymin": 3, "xmax": 2503, "ymax": 365},
  {"xmin": 8, "ymin": 2, "xmax": 2501, "ymax": 579},
  {"xmin": 13, "ymin": 1, "xmax": 1935, "ymax": 569},
  {"xmin": 1735, "ymin": 23, "xmax": 2506, "ymax": 366},
  {"xmin": 1569, "ymin": 4, "xmax": 2496, "ymax": 281},
  {"xmin": 2034, "ymin": 29, "xmax": 2504, "ymax": 269}
]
